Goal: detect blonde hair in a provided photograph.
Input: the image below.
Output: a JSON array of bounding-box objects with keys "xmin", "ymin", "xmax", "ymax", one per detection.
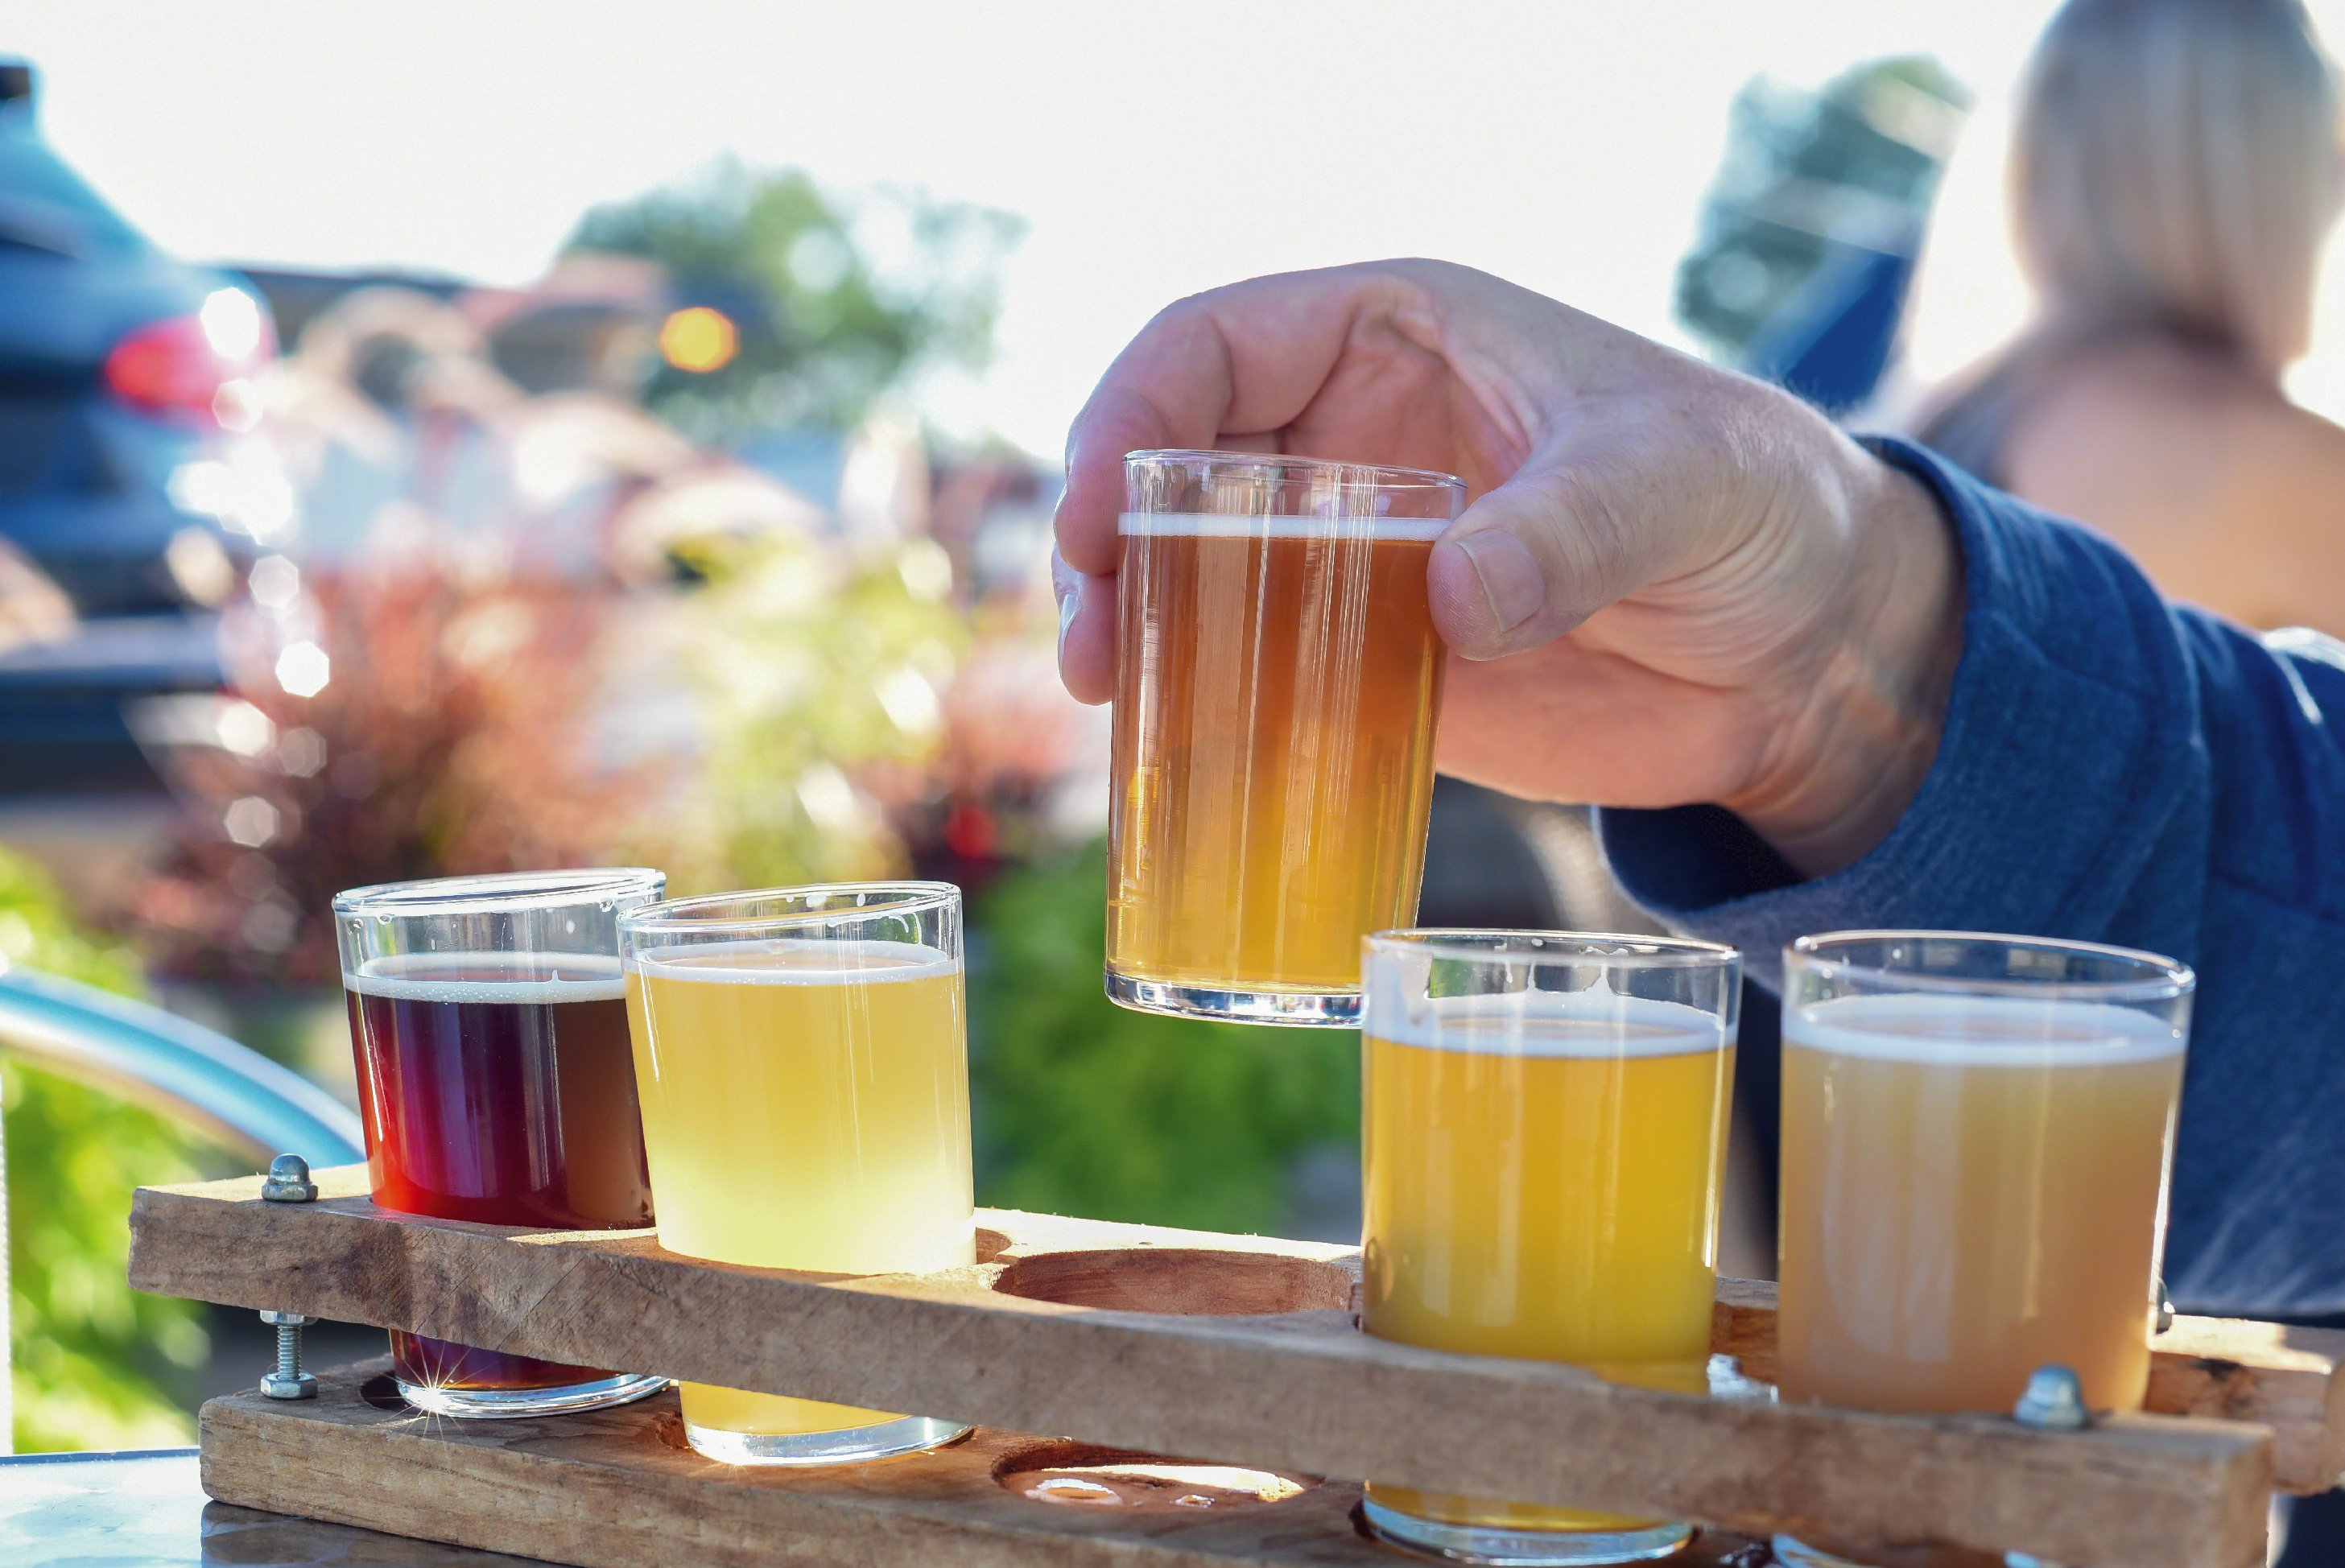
[
  {"xmin": 1920, "ymin": 0, "xmax": 2343, "ymax": 477},
  {"xmin": 2020, "ymin": 0, "xmax": 2340, "ymax": 369}
]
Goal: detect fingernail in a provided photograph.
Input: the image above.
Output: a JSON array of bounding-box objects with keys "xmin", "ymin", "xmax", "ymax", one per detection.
[
  {"xmin": 1057, "ymin": 579, "xmax": 1080, "ymax": 662},
  {"xmin": 1455, "ymin": 529, "xmax": 1546, "ymax": 634}
]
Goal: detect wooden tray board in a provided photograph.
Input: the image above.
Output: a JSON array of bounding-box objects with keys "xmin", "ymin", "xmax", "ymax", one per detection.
[
  {"xmin": 201, "ymin": 1361, "xmax": 1766, "ymax": 1568},
  {"xmin": 134, "ymin": 1167, "xmax": 2326, "ymax": 1568}
]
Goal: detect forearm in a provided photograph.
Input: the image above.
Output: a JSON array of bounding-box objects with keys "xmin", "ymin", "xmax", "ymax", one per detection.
[
  {"xmin": 1724, "ymin": 441, "xmax": 1966, "ymax": 877},
  {"xmin": 1604, "ymin": 439, "xmax": 2345, "ymax": 1314}
]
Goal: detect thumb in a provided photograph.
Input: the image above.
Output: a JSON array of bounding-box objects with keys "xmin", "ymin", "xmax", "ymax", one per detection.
[{"xmin": 1427, "ymin": 457, "xmax": 1671, "ymax": 660}]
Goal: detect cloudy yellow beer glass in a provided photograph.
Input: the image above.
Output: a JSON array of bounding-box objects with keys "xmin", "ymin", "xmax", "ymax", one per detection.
[
  {"xmin": 1773, "ymin": 931, "xmax": 2191, "ymax": 1568},
  {"xmin": 1360, "ymin": 930, "xmax": 1740, "ymax": 1565},
  {"xmin": 618, "ymin": 882, "xmax": 974, "ymax": 1466},
  {"xmin": 1106, "ymin": 450, "xmax": 1462, "ymax": 1026}
]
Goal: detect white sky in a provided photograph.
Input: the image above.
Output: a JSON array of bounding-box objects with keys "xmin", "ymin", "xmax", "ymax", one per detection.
[{"xmin": 0, "ymin": 0, "xmax": 2193, "ymax": 459}]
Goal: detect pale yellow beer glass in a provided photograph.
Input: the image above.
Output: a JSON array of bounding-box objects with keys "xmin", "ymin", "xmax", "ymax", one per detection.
[
  {"xmin": 1773, "ymin": 931, "xmax": 2193, "ymax": 1568},
  {"xmin": 1360, "ymin": 930, "xmax": 1741, "ymax": 1566},
  {"xmin": 1106, "ymin": 450, "xmax": 1463, "ymax": 1026},
  {"xmin": 618, "ymin": 882, "xmax": 974, "ymax": 1466}
]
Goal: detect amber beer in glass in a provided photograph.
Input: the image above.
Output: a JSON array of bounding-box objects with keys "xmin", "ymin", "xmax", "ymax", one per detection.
[
  {"xmin": 335, "ymin": 869, "xmax": 667, "ymax": 1417},
  {"xmin": 620, "ymin": 882, "xmax": 974, "ymax": 1466},
  {"xmin": 1773, "ymin": 931, "xmax": 2193, "ymax": 1568},
  {"xmin": 1106, "ymin": 450, "xmax": 1462, "ymax": 1026},
  {"xmin": 1360, "ymin": 931, "xmax": 1740, "ymax": 1566}
]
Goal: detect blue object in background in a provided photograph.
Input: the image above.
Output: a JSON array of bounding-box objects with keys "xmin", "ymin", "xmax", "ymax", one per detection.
[{"xmin": 1736, "ymin": 240, "xmax": 1917, "ymax": 416}]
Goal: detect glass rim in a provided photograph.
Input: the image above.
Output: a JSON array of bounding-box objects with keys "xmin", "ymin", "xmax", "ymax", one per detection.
[
  {"xmin": 1786, "ymin": 929, "xmax": 2194, "ymax": 1002},
  {"xmin": 1366, "ymin": 928, "xmax": 1741, "ymax": 969},
  {"xmin": 1125, "ymin": 448, "xmax": 1466, "ymax": 494},
  {"xmin": 332, "ymin": 868, "xmax": 665, "ymax": 918},
  {"xmin": 617, "ymin": 879, "xmax": 960, "ymax": 937}
]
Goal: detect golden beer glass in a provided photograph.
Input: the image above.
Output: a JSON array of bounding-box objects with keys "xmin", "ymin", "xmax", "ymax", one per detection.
[
  {"xmin": 1106, "ymin": 450, "xmax": 1463, "ymax": 1026},
  {"xmin": 617, "ymin": 882, "xmax": 975, "ymax": 1466},
  {"xmin": 1360, "ymin": 930, "xmax": 1741, "ymax": 1565},
  {"xmin": 1773, "ymin": 931, "xmax": 2194, "ymax": 1568}
]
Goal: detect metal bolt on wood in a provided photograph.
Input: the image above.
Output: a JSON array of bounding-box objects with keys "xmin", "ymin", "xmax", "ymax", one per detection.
[
  {"xmin": 258, "ymin": 1152, "xmax": 320, "ymax": 1398},
  {"xmin": 2013, "ymin": 1364, "xmax": 2089, "ymax": 1430},
  {"xmin": 258, "ymin": 1308, "xmax": 316, "ymax": 1399},
  {"xmin": 261, "ymin": 1152, "xmax": 318, "ymax": 1203}
]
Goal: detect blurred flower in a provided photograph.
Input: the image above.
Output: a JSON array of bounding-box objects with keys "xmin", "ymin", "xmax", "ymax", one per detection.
[{"xmin": 119, "ymin": 567, "xmax": 658, "ymax": 986}]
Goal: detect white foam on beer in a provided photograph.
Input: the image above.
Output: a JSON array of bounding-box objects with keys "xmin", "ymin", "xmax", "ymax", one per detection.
[
  {"xmin": 344, "ymin": 951, "xmax": 626, "ymax": 1004},
  {"xmin": 1364, "ymin": 988, "xmax": 1729, "ymax": 1058},
  {"xmin": 625, "ymin": 937, "xmax": 958, "ymax": 986},
  {"xmin": 1786, "ymin": 992, "xmax": 2185, "ymax": 1067},
  {"xmin": 1118, "ymin": 511, "xmax": 1448, "ymax": 543}
]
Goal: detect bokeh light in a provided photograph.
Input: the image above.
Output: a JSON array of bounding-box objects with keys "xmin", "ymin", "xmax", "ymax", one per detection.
[{"xmin": 658, "ymin": 306, "xmax": 739, "ymax": 373}]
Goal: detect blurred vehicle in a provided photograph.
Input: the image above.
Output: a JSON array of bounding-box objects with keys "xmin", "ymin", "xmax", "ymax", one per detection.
[
  {"xmin": 0, "ymin": 60, "xmax": 281, "ymax": 800},
  {"xmin": 0, "ymin": 61, "xmax": 275, "ymax": 613}
]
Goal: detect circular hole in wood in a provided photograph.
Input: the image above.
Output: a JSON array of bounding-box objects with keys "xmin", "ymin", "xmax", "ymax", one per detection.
[
  {"xmin": 359, "ymin": 1373, "xmax": 405, "ymax": 1411},
  {"xmin": 975, "ymin": 1227, "xmax": 1010, "ymax": 1265},
  {"xmin": 995, "ymin": 1440, "xmax": 1315, "ymax": 1512},
  {"xmin": 991, "ymin": 1248, "xmax": 1350, "ymax": 1315}
]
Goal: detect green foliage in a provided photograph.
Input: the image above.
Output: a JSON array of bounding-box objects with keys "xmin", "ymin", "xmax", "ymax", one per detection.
[
  {"xmin": 568, "ymin": 162, "xmax": 1022, "ymax": 435},
  {"xmin": 669, "ymin": 529, "xmax": 968, "ymax": 893},
  {"xmin": 1677, "ymin": 55, "xmax": 1970, "ymax": 359},
  {"xmin": 969, "ymin": 844, "xmax": 1358, "ymax": 1235},
  {"xmin": 0, "ymin": 847, "xmax": 208, "ymax": 1452}
]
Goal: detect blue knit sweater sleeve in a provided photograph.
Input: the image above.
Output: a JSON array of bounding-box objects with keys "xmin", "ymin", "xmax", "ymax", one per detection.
[{"xmin": 1597, "ymin": 436, "xmax": 2345, "ymax": 1316}]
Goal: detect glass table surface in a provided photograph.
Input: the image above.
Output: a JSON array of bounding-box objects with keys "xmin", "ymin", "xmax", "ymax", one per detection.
[{"xmin": 0, "ymin": 1449, "xmax": 542, "ymax": 1566}]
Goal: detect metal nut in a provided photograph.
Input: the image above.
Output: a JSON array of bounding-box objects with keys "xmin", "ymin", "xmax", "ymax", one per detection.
[
  {"xmin": 2013, "ymin": 1364, "xmax": 2090, "ymax": 1430},
  {"xmin": 258, "ymin": 1310, "xmax": 312, "ymax": 1328},
  {"xmin": 260, "ymin": 1369, "xmax": 319, "ymax": 1401},
  {"xmin": 261, "ymin": 1153, "xmax": 318, "ymax": 1203}
]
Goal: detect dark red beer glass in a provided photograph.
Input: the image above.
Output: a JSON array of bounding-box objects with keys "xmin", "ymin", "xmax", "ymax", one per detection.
[{"xmin": 334, "ymin": 869, "xmax": 666, "ymax": 1417}]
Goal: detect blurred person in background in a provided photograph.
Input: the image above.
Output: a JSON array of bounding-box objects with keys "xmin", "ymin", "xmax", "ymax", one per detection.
[{"xmin": 1912, "ymin": 0, "xmax": 2345, "ymax": 635}]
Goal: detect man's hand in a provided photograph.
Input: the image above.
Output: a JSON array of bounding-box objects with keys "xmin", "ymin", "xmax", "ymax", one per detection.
[{"xmin": 1053, "ymin": 260, "xmax": 1962, "ymax": 877}]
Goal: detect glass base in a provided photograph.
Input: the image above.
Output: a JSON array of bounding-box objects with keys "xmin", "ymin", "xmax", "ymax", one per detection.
[
  {"xmin": 396, "ymin": 1371, "xmax": 668, "ymax": 1419},
  {"xmin": 1104, "ymin": 968, "xmax": 1359, "ymax": 1027},
  {"xmin": 683, "ymin": 1413, "xmax": 970, "ymax": 1467},
  {"xmin": 1361, "ymin": 1499, "xmax": 1691, "ymax": 1565},
  {"xmin": 1772, "ymin": 1536, "xmax": 2055, "ymax": 1568}
]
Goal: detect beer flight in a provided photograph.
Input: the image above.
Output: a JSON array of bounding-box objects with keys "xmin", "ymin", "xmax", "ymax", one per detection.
[{"xmin": 329, "ymin": 450, "xmax": 2190, "ymax": 1568}]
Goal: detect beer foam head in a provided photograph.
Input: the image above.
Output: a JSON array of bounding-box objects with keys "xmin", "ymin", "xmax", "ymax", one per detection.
[
  {"xmin": 1119, "ymin": 511, "xmax": 1447, "ymax": 543},
  {"xmin": 1364, "ymin": 987, "xmax": 1730, "ymax": 1058},
  {"xmin": 345, "ymin": 951, "xmax": 626, "ymax": 1004},
  {"xmin": 625, "ymin": 937, "xmax": 958, "ymax": 985},
  {"xmin": 1786, "ymin": 992, "xmax": 2186, "ymax": 1066}
]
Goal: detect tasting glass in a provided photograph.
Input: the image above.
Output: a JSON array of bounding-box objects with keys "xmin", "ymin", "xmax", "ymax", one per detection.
[
  {"xmin": 1359, "ymin": 930, "xmax": 1740, "ymax": 1565},
  {"xmin": 619, "ymin": 881, "xmax": 974, "ymax": 1465},
  {"xmin": 336, "ymin": 868, "xmax": 667, "ymax": 1418},
  {"xmin": 1773, "ymin": 930, "xmax": 2193, "ymax": 1568},
  {"xmin": 1105, "ymin": 449, "xmax": 1462, "ymax": 1026}
]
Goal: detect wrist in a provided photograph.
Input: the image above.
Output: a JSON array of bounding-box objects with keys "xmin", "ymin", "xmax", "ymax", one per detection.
[{"xmin": 1728, "ymin": 442, "xmax": 1965, "ymax": 877}]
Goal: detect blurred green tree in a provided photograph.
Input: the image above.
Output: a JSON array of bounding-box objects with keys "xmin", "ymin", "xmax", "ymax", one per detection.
[
  {"xmin": 663, "ymin": 528, "xmax": 969, "ymax": 894},
  {"xmin": 0, "ymin": 847, "xmax": 208, "ymax": 1452},
  {"xmin": 969, "ymin": 844, "xmax": 1359, "ymax": 1234},
  {"xmin": 566, "ymin": 163, "xmax": 1023, "ymax": 435},
  {"xmin": 1676, "ymin": 56, "xmax": 1969, "ymax": 360}
]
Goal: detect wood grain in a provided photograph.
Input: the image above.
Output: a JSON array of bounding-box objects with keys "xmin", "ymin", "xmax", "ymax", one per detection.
[
  {"xmin": 201, "ymin": 1360, "xmax": 1775, "ymax": 1568},
  {"xmin": 138, "ymin": 1170, "xmax": 2278, "ymax": 1568},
  {"xmin": 1710, "ymin": 1276, "xmax": 2345, "ymax": 1493}
]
